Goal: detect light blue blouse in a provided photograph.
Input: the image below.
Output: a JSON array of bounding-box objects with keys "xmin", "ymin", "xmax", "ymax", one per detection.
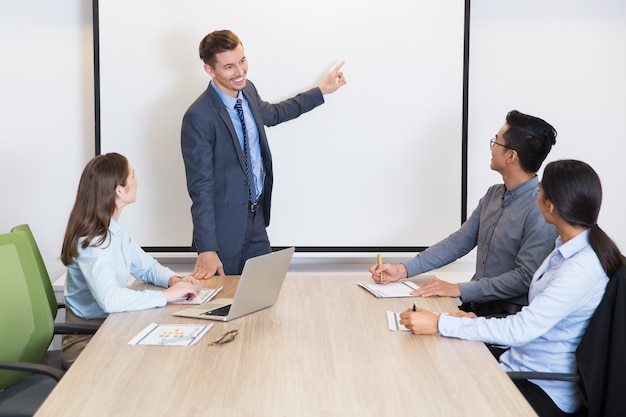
[
  {"xmin": 438, "ymin": 229, "xmax": 608, "ymax": 413},
  {"xmin": 64, "ymin": 219, "xmax": 175, "ymax": 320}
]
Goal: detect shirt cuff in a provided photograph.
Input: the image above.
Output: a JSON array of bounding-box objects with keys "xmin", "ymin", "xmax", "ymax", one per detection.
[
  {"xmin": 437, "ymin": 313, "xmax": 456, "ymax": 337},
  {"xmin": 457, "ymin": 281, "xmax": 476, "ymax": 302}
]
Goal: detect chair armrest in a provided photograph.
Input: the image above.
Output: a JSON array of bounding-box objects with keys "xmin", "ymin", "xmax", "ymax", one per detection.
[
  {"xmin": 0, "ymin": 361, "xmax": 64, "ymax": 381},
  {"xmin": 507, "ymin": 371, "xmax": 580, "ymax": 382},
  {"xmin": 54, "ymin": 323, "xmax": 100, "ymax": 335}
]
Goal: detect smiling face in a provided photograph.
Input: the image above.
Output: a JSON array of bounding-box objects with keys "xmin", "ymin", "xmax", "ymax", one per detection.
[{"xmin": 204, "ymin": 44, "xmax": 248, "ymax": 97}]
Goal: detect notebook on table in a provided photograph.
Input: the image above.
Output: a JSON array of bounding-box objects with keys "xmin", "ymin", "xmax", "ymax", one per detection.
[{"xmin": 173, "ymin": 247, "xmax": 295, "ymax": 321}]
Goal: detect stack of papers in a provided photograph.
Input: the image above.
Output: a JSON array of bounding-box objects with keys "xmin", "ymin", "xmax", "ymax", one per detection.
[{"xmin": 358, "ymin": 281, "xmax": 420, "ymax": 298}]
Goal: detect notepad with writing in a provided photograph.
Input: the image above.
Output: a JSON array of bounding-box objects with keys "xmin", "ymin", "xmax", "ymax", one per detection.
[
  {"xmin": 170, "ymin": 287, "xmax": 222, "ymax": 305},
  {"xmin": 358, "ymin": 281, "xmax": 420, "ymax": 298}
]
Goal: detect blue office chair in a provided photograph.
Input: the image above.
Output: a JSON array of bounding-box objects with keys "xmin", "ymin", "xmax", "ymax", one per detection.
[
  {"xmin": 0, "ymin": 231, "xmax": 63, "ymax": 417},
  {"xmin": 508, "ymin": 261, "xmax": 626, "ymax": 417}
]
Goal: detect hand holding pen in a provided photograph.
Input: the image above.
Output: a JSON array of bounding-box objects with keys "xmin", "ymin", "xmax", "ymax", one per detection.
[
  {"xmin": 163, "ymin": 280, "xmax": 200, "ymax": 303},
  {"xmin": 398, "ymin": 303, "xmax": 440, "ymax": 335},
  {"xmin": 368, "ymin": 256, "xmax": 408, "ymax": 284}
]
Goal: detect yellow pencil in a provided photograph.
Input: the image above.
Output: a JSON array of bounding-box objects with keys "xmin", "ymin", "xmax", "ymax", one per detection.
[{"xmin": 377, "ymin": 253, "xmax": 384, "ymax": 284}]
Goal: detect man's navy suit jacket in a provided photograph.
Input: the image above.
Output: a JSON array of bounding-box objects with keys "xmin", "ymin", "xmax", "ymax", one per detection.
[{"xmin": 181, "ymin": 80, "xmax": 324, "ymax": 258}]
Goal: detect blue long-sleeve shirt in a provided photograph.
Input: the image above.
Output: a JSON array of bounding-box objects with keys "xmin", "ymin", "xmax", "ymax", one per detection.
[
  {"xmin": 438, "ymin": 229, "xmax": 608, "ymax": 413},
  {"xmin": 65, "ymin": 219, "xmax": 175, "ymax": 320},
  {"xmin": 403, "ymin": 177, "xmax": 558, "ymax": 305}
]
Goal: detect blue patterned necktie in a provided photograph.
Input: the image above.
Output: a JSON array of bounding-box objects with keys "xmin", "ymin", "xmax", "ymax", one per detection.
[{"xmin": 235, "ymin": 98, "xmax": 257, "ymax": 203}]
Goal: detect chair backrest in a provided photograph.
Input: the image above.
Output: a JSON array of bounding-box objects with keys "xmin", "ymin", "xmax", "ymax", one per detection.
[
  {"xmin": 11, "ymin": 224, "xmax": 58, "ymax": 319},
  {"xmin": 575, "ymin": 261, "xmax": 626, "ymax": 417},
  {"xmin": 0, "ymin": 231, "xmax": 55, "ymax": 390}
]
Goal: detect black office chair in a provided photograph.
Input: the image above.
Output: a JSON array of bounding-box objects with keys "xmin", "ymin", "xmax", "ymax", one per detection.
[{"xmin": 508, "ymin": 262, "xmax": 626, "ymax": 417}]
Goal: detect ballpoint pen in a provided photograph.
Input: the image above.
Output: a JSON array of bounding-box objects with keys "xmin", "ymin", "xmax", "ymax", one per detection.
[
  {"xmin": 413, "ymin": 302, "xmax": 417, "ymax": 312},
  {"xmin": 377, "ymin": 253, "xmax": 384, "ymax": 284}
]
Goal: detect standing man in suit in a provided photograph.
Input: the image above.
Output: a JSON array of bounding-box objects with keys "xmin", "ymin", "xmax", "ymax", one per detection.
[{"xmin": 181, "ymin": 29, "xmax": 346, "ymax": 277}]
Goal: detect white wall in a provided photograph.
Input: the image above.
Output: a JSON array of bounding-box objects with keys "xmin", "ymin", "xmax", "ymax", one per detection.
[
  {"xmin": 0, "ymin": 0, "xmax": 94, "ymax": 280},
  {"xmin": 1, "ymin": 0, "xmax": 625, "ymax": 284}
]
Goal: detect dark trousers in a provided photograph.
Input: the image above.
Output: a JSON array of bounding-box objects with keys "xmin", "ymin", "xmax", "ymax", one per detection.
[
  {"xmin": 220, "ymin": 209, "xmax": 271, "ymax": 275},
  {"xmin": 460, "ymin": 301, "xmax": 523, "ymax": 317},
  {"xmin": 513, "ymin": 379, "xmax": 582, "ymax": 417}
]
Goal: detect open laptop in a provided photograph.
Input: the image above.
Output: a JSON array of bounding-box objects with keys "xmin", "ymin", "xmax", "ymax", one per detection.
[{"xmin": 173, "ymin": 247, "xmax": 295, "ymax": 321}]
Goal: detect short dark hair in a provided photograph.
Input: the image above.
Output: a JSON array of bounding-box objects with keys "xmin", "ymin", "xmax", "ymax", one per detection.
[
  {"xmin": 199, "ymin": 30, "xmax": 242, "ymax": 67},
  {"xmin": 503, "ymin": 110, "xmax": 557, "ymax": 173},
  {"xmin": 541, "ymin": 159, "xmax": 623, "ymax": 276}
]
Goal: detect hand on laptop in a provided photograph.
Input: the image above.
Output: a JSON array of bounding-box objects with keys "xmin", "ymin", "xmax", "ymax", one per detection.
[{"xmin": 192, "ymin": 251, "xmax": 225, "ymax": 279}]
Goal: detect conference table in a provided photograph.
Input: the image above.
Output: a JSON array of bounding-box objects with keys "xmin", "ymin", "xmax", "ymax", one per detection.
[{"xmin": 35, "ymin": 272, "xmax": 537, "ymax": 417}]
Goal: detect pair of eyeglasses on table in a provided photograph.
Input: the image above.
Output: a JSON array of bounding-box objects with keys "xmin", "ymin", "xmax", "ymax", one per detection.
[{"xmin": 210, "ymin": 329, "xmax": 238, "ymax": 346}]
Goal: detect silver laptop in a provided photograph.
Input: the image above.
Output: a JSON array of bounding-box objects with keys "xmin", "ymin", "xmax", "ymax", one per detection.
[{"xmin": 173, "ymin": 247, "xmax": 295, "ymax": 321}]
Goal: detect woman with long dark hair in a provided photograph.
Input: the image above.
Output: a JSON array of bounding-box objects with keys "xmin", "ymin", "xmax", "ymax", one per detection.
[
  {"xmin": 60, "ymin": 153, "xmax": 200, "ymax": 368},
  {"xmin": 399, "ymin": 159, "xmax": 622, "ymax": 416}
]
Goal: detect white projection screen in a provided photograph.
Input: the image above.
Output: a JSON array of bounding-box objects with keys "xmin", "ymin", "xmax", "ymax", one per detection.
[{"xmin": 96, "ymin": 0, "xmax": 467, "ymax": 251}]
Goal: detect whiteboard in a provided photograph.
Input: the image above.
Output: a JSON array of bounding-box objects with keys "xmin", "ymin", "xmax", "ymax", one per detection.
[
  {"xmin": 97, "ymin": 0, "xmax": 466, "ymax": 250},
  {"xmin": 467, "ymin": 0, "xmax": 626, "ymax": 251}
]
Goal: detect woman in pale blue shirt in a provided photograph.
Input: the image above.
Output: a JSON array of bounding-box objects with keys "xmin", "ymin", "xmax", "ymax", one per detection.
[
  {"xmin": 399, "ymin": 160, "xmax": 623, "ymax": 417},
  {"xmin": 60, "ymin": 153, "xmax": 201, "ymax": 368}
]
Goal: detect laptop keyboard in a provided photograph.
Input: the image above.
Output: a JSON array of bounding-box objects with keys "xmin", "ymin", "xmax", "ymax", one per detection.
[{"xmin": 201, "ymin": 304, "xmax": 231, "ymax": 317}]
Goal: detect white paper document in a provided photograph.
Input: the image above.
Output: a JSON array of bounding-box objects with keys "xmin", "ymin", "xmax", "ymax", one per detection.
[
  {"xmin": 387, "ymin": 310, "xmax": 447, "ymax": 332},
  {"xmin": 170, "ymin": 287, "xmax": 222, "ymax": 305},
  {"xmin": 358, "ymin": 281, "xmax": 420, "ymax": 298},
  {"xmin": 387, "ymin": 311, "xmax": 411, "ymax": 332},
  {"xmin": 128, "ymin": 322, "xmax": 213, "ymax": 346}
]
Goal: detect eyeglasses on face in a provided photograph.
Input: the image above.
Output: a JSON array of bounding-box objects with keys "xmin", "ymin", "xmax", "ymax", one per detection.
[
  {"xmin": 489, "ymin": 137, "xmax": 515, "ymax": 151},
  {"xmin": 210, "ymin": 329, "xmax": 239, "ymax": 346}
]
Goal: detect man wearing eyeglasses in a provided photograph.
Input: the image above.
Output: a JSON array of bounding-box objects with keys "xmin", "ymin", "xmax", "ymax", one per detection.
[{"xmin": 371, "ymin": 110, "xmax": 558, "ymax": 317}]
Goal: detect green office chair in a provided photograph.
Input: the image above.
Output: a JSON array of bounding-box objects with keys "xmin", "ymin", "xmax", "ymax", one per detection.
[
  {"xmin": 0, "ymin": 231, "xmax": 63, "ymax": 417},
  {"xmin": 10, "ymin": 225, "xmax": 62, "ymax": 319},
  {"xmin": 10, "ymin": 225, "xmax": 100, "ymax": 336}
]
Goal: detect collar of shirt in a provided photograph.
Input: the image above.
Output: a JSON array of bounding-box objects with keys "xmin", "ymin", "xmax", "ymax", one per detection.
[
  {"xmin": 554, "ymin": 228, "xmax": 590, "ymax": 258},
  {"xmin": 535, "ymin": 228, "xmax": 591, "ymax": 280},
  {"xmin": 500, "ymin": 175, "xmax": 539, "ymax": 202},
  {"xmin": 109, "ymin": 218, "xmax": 123, "ymax": 236},
  {"xmin": 211, "ymin": 81, "xmax": 239, "ymax": 109}
]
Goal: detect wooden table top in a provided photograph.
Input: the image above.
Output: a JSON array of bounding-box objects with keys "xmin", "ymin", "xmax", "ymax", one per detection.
[{"xmin": 35, "ymin": 273, "xmax": 536, "ymax": 417}]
